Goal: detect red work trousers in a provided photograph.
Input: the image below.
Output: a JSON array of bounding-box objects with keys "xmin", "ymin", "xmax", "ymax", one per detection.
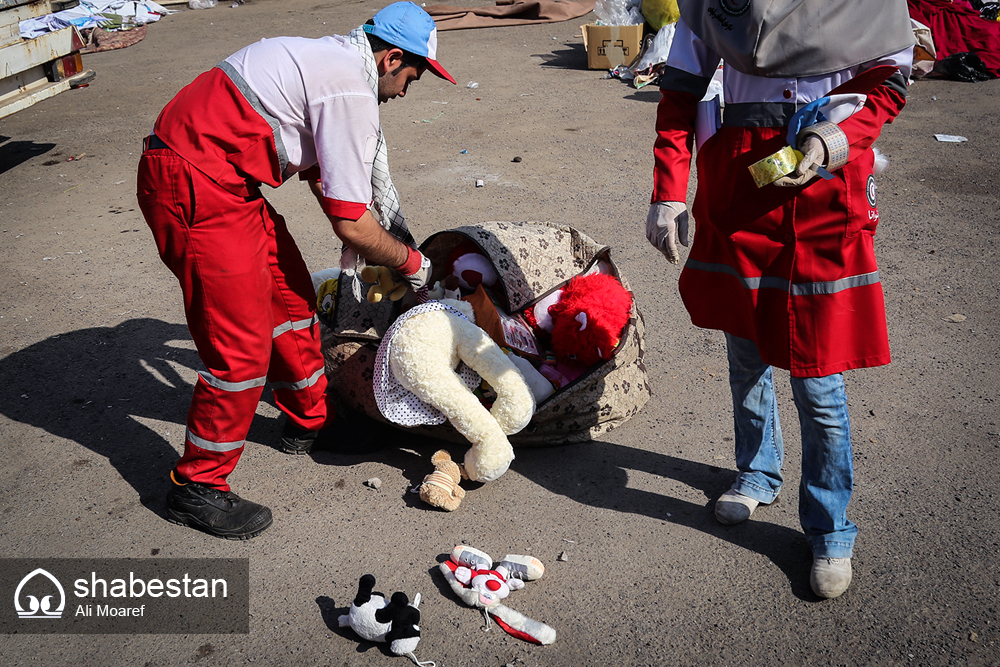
[{"xmin": 137, "ymin": 148, "xmax": 329, "ymax": 491}]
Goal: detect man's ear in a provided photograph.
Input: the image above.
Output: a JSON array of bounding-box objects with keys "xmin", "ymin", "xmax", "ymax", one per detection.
[{"xmin": 376, "ymin": 47, "xmax": 405, "ymax": 75}]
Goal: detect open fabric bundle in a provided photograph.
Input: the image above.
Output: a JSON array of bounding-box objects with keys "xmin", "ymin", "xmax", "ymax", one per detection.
[{"xmin": 321, "ymin": 222, "xmax": 650, "ymax": 485}]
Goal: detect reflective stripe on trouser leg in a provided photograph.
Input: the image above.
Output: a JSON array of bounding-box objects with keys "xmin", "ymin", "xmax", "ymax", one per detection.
[
  {"xmin": 262, "ymin": 198, "xmax": 329, "ymax": 432},
  {"xmin": 177, "ymin": 369, "xmax": 267, "ymax": 491},
  {"xmin": 139, "ymin": 151, "xmax": 278, "ymax": 491}
]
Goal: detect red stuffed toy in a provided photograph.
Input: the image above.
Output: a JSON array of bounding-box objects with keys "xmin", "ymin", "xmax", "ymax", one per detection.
[{"xmin": 546, "ymin": 273, "xmax": 632, "ymax": 367}]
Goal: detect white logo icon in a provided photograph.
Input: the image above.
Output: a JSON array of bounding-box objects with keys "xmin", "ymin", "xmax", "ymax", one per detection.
[{"xmin": 14, "ymin": 568, "xmax": 66, "ymax": 619}]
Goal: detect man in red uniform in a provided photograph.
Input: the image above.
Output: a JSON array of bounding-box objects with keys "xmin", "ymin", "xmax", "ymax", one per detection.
[
  {"xmin": 136, "ymin": 2, "xmax": 455, "ymax": 539},
  {"xmin": 647, "ymin": 0, "xmax": 913, "ymax": 597}
]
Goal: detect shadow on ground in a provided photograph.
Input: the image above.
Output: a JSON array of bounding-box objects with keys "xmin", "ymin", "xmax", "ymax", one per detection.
[
  {"xmin": 0, "ymin": 317, "xmax": 280, "ymax": 510},
  {"xmin": 0, "ymin": 135, "xmax": 57, "ymax": 175},
  {"xmin": 310, "ymin": 424, "xmax": 819, "ymax": 599},
  {"xmin": 622, "ymin": 87, "xmax": 662, "ymax": 103},
  {"xmin": 534, "ymin": 43, "xmax": 588, "ymax": 70},
  {"xmin": 511, "ymin": 442, "xmax": 819, "ymax": 600},
  {"xmin": 0, "ymin": 317, "xmax": 817, "ymax": 598}
]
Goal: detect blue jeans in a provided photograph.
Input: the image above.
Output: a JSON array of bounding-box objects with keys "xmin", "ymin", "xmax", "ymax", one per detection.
[{"xmin": 725, "ymin": 334, "xmax": 857, "ymax": 559}]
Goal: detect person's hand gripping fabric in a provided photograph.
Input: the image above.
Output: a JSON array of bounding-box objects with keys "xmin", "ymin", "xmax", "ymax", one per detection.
[{"xmin": 646, "ymin": 201, "xmax": 690, "ymax": 264}]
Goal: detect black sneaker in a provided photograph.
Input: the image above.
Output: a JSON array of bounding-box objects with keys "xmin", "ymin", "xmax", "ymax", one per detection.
[
  {"xmin": 165, "ymin": 471, "xmax": 273, "ymax": 540},
  {"xmin": 280, "ymin": 422, "xmax": 319, "ymax": 455}
]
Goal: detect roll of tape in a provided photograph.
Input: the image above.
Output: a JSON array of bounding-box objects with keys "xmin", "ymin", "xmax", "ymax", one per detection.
[
  {"xmin": 798, "ymin": 120, "xmax": 850, "ymax": 172},
  {"xmin": 748, "ymin": 145, "xmax": 803, "ymax": 188}
]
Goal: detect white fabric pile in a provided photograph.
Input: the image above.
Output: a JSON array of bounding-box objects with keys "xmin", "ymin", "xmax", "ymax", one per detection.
[{"xmin": 20, "ymin": 1, "xmax": 173, "ymax": 39}]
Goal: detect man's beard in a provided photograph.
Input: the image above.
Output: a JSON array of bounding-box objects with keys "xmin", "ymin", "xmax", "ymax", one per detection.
[{"xmin": 377, "ymin": 63, "xmax": 407, "ymax": 104}]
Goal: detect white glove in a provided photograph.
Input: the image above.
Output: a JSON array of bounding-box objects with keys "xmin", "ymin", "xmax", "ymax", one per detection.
[
  {"xmin": 398, "ymin": 250, "xmax": 432, "ymax": 292},
  {"xmin": 774, "ymin": 136, "xmax": 825, "ymax": 188},
  {"xmin": 646, "ymin": 201, "xmax": 689, "ymax": 264}
]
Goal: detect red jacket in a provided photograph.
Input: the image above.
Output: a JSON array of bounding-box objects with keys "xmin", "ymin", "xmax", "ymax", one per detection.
[{"xmin": 654, "ymin": 65, "xmax": 907, "ymax": 377}]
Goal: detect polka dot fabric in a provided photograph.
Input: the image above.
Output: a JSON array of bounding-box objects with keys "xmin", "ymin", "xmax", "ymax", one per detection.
[{"xmin": 373, "ymin": 301, "xmax": 481, "ymax": 426}]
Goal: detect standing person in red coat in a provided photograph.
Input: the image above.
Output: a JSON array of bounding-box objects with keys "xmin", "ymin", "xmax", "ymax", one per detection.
[
  {"xmin": 647, "ymin": 0, "xmax": 914, "ymax": 597},
  {"xmin": 137, "ymin": 2, "xmax": 454, "ymax": 540}
]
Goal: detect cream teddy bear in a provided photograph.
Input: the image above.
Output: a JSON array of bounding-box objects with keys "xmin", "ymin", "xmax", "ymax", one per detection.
[
  {"xmin": 419, "ymin": 450, "xmax": 465, "ymax": 511},
  {"xmin": 375, "ymin": 299, "xmax": 535, "ymax": 483}
]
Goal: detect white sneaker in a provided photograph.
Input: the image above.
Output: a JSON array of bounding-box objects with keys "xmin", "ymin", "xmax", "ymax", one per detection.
[
  {"xmin": 714, "ymin": 489, "xmax": 761, "ymax": 525},
  {"xmin": 811, "ymin": 557, "xmax": 852, "ymax": 598},
  {"xmin": 498, "ymin": 554, "xmax": 545, "ymax": 581},
  {"xmin": 450, "ymin": 545, "xmax": 492, "ymax": 570}
]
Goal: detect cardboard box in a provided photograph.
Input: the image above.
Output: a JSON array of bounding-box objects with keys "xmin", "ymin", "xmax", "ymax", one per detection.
[{"xmin": 581, "ymin": 23, "xmax": 644, "ymax": 70}]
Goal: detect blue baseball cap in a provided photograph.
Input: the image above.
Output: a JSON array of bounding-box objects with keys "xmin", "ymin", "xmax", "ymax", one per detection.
[{"xmin": 364, "ymin": 2, "xmax": 456, "ymax": 84}]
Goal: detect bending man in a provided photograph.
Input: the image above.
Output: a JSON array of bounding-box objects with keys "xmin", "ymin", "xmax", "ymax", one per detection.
[{"xmin": 136, "ymin": 2, "xmax": 453, "ymax": 539}]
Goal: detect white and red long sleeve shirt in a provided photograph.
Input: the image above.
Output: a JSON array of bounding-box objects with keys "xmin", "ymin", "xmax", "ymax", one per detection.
[
  {"xmin": 154, "ymin": 35, "xmax": 378, "ymax": 221},
  {"xmin": 652, "ymin": 18, "xmax": 914, "ymax": 204}
]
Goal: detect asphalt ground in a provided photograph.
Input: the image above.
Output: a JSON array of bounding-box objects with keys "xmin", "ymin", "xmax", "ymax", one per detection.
[{"xmin": 0, "ymin": 1, "xmax": 998, "ymax": 665}]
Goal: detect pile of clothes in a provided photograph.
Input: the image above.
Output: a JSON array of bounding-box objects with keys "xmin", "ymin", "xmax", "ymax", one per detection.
[
  {"xmin": 909, "ymin": 0, "xmax": 1000, "ymax": 81},
  {"xmin": 19, "ymin": 0, "xmax": 172, "ymax": 40}
]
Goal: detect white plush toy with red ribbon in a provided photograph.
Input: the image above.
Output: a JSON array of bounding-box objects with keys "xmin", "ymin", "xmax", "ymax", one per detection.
[{"xmin": 438, "ymin": 545, "xmax": 555, "ymax": 645}]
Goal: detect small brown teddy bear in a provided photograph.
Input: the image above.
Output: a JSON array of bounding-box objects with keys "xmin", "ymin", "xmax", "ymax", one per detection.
[{"xmin": 419, "ymin": 450, "xmax": 466, "ymax": 511}]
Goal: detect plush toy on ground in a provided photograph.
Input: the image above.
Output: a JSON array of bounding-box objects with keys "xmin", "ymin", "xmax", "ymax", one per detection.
[
  {"xmin": 375, "ymin": 299, "xmax": 535, "ymax": 483},
  {"xmin": 419, "ymin": 450, "xmax": 465, "ymax": 511},
  {"xmin": 338, "ymin": 575, "xmax": 432, "ymax": 665},
  {"xmin": 438, "ymin": 545, "xmax": 555, "ymax": 645}
]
